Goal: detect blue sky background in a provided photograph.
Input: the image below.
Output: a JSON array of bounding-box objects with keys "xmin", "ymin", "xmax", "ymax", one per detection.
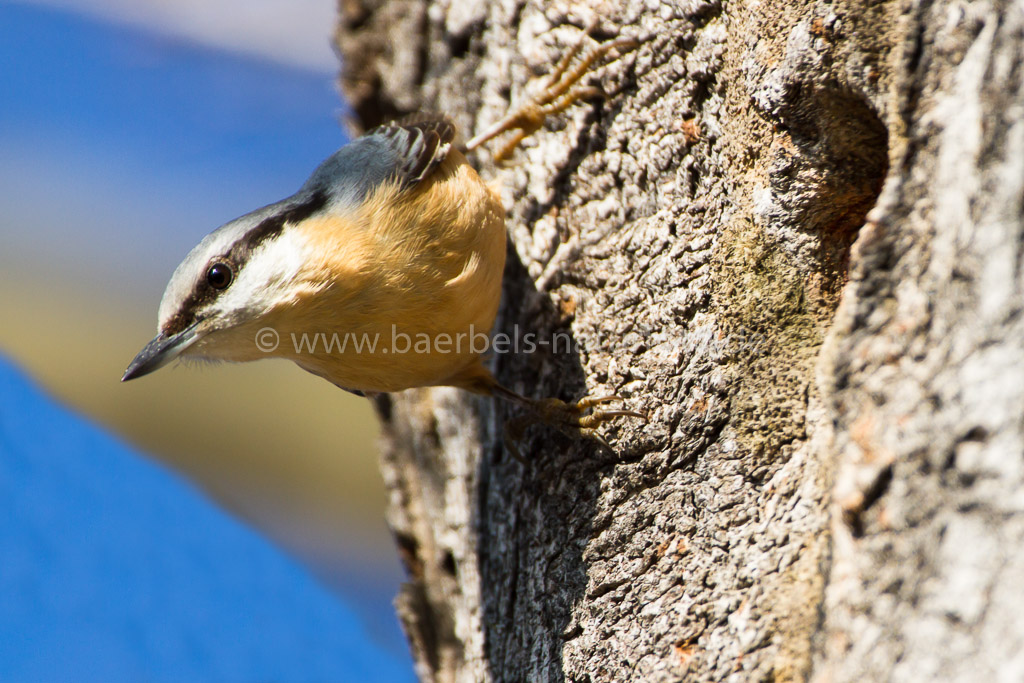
[{"xmin": 0, "ymin": 2, "xmax": 414, "ymax": 679}]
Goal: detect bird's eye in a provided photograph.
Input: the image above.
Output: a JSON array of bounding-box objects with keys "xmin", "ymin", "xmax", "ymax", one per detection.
[{"xmin": 206, "ymin": 262, "xmax": 233, "ymax": 290}]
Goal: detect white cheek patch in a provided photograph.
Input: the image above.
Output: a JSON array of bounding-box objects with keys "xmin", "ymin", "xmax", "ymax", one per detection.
[
  {"xmin": 216, "ymin": 228, "xmax": 312, "ymax": 318},
  {"xmin": 157, "ymin": 228, "xmax": 239, "ymax": 329}
]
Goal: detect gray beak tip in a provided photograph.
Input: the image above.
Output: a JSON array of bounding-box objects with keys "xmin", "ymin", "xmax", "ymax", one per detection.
[
  {"xmin": 120, "ymin": 363, "xmax": 145, "ymax": 383},
  {"xmin": 121, "ymin": 340, "xmax": 168, "ymax": 383},
  {"xmin": 121, "ymin": 322, "xmax": 201, "ymax": 383}
]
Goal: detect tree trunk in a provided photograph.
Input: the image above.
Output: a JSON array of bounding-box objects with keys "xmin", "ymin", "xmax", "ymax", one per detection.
[{"xmin": 335, "ymin": 1, "xmax": 1024, "ymax": 681}]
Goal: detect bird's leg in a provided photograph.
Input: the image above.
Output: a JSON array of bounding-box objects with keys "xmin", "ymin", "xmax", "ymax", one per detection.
[
  {"xmin": 491, "ymin": 383, "xmax": 646, "ymax": 461},
  {"xmin": 465, "ymin": 28, "xmax": 639, "ymax": 163}
]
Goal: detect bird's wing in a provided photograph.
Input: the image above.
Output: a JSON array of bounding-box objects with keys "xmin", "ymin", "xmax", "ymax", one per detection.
[
  {"xmin": 377, "ymin": 116, "xmax": 457, "ymax": 190},
  {"xmin": 302, "ymin": 117, "xmax": 457, "ymax": 207}
]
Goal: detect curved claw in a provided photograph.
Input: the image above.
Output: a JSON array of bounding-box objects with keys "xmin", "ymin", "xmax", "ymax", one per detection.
[
  {"xmin": 581, "ymin": 428, "xmax": 613, "ymax": 452},
  {"xmin": 579, "ymin": 410, "xmax": 646, "ymax": 429},
  {"xmin": 498, "ymin": 390, "xmax": 645, "ymax": 460},
  {"xmin": 464, "ymin": 30, "xmax": 640, "ymax": 162},
  {"xmin": 575, "ymin": 395, "xmax": 649, "ymax": 423},
  {"xmin": 575, "ymin": 395, "xmax": 622, "ymax": 407}
]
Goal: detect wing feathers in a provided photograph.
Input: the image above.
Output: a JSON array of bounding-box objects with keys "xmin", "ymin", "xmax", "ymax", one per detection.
[
  {"xmin": 301, "ymin": 116, "xmax": 457, "ymax": 207},
  {"xmin": 377, "ymin": 116, "xmax": 456, "ymax": 189}
]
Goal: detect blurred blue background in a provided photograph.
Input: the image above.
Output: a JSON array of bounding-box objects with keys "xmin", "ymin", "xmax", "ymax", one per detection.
[
  {"xmin": 1, "ymin": 1, "xmax": 412, "ymax": 679},
  {"xmin": 0, "ymin": 357, "xmax": 411, "ymax": 682}
]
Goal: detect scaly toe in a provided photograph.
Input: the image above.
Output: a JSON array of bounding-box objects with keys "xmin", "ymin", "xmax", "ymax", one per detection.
[
  {"xmin": 575, "ymin": 395, "xmax": 648, "ymax": 422},
  {"xmin": 578, "ymin": 409, "xmax": 646, "ymax": 429},
  {"xmin": 497, "ymin": 389, "xmax": 645, "ymax": 460}
]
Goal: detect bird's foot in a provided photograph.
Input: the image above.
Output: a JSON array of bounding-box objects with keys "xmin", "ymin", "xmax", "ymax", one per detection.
[
  {"xmin": 465, "ymin": 27, "xmax": 639, "ymax": 163},
  {"xmin": 502, "ymin": 394, "xmax": 646, "ymax": 463}
]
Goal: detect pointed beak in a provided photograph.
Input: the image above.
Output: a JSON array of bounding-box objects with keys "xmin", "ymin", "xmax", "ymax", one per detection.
[{"xmin": 121, "ymin": 321, "xmax": 202, "ymax": 382}]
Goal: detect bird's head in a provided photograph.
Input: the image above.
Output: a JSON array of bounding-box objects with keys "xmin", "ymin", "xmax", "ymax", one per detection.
[{"xmin": 122, "ymin": 190, "xmax": 329, "ymax": 381}]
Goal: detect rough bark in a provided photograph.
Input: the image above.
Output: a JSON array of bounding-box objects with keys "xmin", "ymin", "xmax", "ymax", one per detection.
[{"xmin": 335, "ymin": 1, "xmax": 1024, "ymax": 681}]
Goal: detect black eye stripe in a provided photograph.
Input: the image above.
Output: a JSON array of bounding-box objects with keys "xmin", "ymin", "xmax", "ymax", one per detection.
[
  {"xmin": 161, "ymin": 190, "xmax": 327, "ymax": 337},
  {"xmin": 227, "ymin": 189, "xmax": 327, "ymax": 266}
]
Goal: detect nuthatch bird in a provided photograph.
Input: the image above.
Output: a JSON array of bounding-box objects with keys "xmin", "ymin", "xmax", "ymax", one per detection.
[{"xmin": 122, "ymin": 32, "xmax": 642, "ymax": 449}]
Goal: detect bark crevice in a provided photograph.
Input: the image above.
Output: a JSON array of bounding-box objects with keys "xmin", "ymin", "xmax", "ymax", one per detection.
[{"xmin": 336, "ymin": 1, "xmax": 1024, "ymax": 680}]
